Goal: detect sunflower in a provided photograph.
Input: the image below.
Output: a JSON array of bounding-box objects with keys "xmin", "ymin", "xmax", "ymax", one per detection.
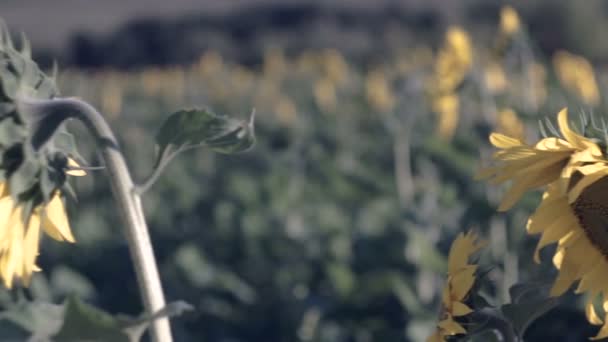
[
  {"xmin": 427, "ymin": 231, "xmax": 485, "ymax": 342},
  {"xmin": 476, "ymin": 108, "xmax": 603, "ymax": 211},
  {"xmin": 0, "ymin": 159, "xmax": 85, "ymax": 288},
  {"xmin": 478, "ymin": 108, "xmax": 608, "ymax": 339}
]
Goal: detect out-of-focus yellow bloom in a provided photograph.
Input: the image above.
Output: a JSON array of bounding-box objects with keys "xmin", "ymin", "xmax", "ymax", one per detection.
[
  {"xmin": 321, "ymin": 49, "xmax": 349, "ymax": 85},
  {"xmin": 433, "ymin": 93, "xmax": 459, "ymax": 140},
  {"xmin": 365, "ymin": 69, "xmax": 395, "ymax": 112},
  {"xmin": 427, "ymin": 231, "xmax": 485, "ymax": 342},
  {"xmin": 101, "ymin": 73, "xmax": 123, "ymax": 119},
  {"xmin": 496, "ymin": 108, "xmax": 525, "ymax": 141},
  {"xmin": 553, "ymin": 51, "xmax": 600, "ymax": 106},
  {"xmin": 0, "ymin": 160, "xmax": 85, "ymax": 288},
  {"xmin": 275, "ymin": 96, "xmax": 298, "ymax": 126},
  {"xmin": 295, "ymin": 51, "xmax": 318, "ymax": 74},
  {"xmin": 484, "ymin": 62, "xmax": 508, "ymax": 94},
  {"xmin": 231, "ymin": 66, "xmax": 255, "ymax": 94},
  {"xmin": 141, "ymin": 68, "xmax": 163, "ymax": 97},
  {"xmin": 434, "ymin": 27, "xmax": 473, "ymax": 93},
  {"xmin": 198, "ymin": 50, "xmax": 224, "ymax": 76},
  {"xmin": 264, "ymin": 48, "xmax": 287, "ymax": 79},
  {"xmin": 500, "ymin": 6, "xmax": 521, "ymax": 37},
  {"xmin": 477, "ymin": 109, "xmax": 608, "ymax": 339},
  {"xmin": 314, "ymin": 77, "xmax": 337, "ymax": 113}
]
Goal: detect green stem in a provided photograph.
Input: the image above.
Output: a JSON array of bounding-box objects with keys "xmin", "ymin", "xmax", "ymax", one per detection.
[{"xmin": 19, "ymin": 97, "xmax": 173, "ymax": 342}]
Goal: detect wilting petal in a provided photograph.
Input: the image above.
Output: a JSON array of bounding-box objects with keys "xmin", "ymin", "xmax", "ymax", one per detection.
[
  {"xmin": 41, "ymin": 194, "xmax": 75, "ymax": 243},
  {"xmin": 66, "ymin": 158, "xmax": 87, "ymax": 177},
  {"xmin": 21, "ymin": 213, "xmax": 41, "ymax": 285}
]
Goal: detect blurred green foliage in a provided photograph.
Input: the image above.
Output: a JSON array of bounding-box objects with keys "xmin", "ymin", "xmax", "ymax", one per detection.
[{"xmin": 4, "ymin": 6, "xmax": 608, "ymax": 341}]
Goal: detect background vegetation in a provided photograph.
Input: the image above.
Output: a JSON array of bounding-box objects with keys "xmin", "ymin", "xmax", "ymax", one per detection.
[{"xmin": 3, "ymin": 1, "xmax": 607, "ymax": 341}]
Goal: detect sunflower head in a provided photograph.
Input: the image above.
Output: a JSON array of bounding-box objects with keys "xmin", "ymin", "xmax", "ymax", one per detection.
[
  {"xmin": 478, "ymin": 108, "xmax": 608, "ymax": 339},
  {"xmin": 476, "ymin": 108, "xmax": 603, "ymax": 211},
  {"xmin": 427, "ymin": 231, "xmax": 485, "ymax": 342},
  {"xmin": 0, "ymin": 25, "xmax": 84, "ymax": 288}
]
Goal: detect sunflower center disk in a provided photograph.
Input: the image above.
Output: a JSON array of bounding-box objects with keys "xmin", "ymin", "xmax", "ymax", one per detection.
[{"xmin": 573, "ymin": 197, "xmax": 608, "ymax": 257}]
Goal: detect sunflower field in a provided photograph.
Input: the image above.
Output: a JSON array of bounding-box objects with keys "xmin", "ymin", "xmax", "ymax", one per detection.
[{"xmin": 1, "ymin": 3, "xmax": 608, "ymax": 342}]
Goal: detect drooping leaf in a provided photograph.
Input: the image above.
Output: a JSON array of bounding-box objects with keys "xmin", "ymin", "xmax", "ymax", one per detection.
[{"xmin": 155, "ymin": 108, "xmax": 255, "ymax": 162}]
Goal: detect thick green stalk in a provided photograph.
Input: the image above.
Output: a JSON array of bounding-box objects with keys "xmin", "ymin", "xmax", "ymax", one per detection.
[{"xmin": 19, "ymin": 97, "xmax": 173, "ymax": 342}]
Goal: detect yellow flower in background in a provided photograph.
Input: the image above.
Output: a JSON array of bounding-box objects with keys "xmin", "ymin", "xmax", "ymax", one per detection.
[
  {"xmin": 433, "ymin": 93, "xmax": 459, "ymax": 140},
  {"xmin": 321, "ymin": 49, "xmax": 349, "ymax": 85},
  {"xmin": 0, "ymin": 160, "xmax": 85, "ymax": 288},
  {"xmin": 275, "ymin": 96, "xmax": 298, "ymax": 126},
  {"xmin": 500, "ymin": 6, "xmax": 521, "ymax": 37},
  {"xmin": 263, "ymin": 48, "xmax": 288, "ymax": 79},
  {"xmin": 484, "ymin": 62, "xmax": 507, "ymax": 94},
  {"xmin": 553, "ymin": 51, "xmax": 600, "ymax": 106},
  {"xmin": 477, "ymin": 108, "xmax": 602, "ymax": 211},
  {"xmin": 314, "ymin": 77, "xmax": 337, "ymax": 113},
  {"xmin": 477, "ymin": 109, "xmax": 608, "ymax": 339},
  {"xmin": 434, "ymin": 27, "xmax": 473, "ymax": 93},
  {"xmin": 427, "ymin": 231, "xmax": 485, "ymax": 342},
  {"xmin": 365, "ymin": 69, "xmax": 395, "ymax": 112},
  {"xmin": 198, "ymin": 50, "xmax": 224, "ymax": 76},
  {"xmin": 496, "ymin": 108, "xmax": 525, "ymax": 141}
]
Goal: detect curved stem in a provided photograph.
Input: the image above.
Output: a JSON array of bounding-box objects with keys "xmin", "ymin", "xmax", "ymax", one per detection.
[{"xmin": 19, "ymin": 97, "xmax": 173, "ymax": 342}]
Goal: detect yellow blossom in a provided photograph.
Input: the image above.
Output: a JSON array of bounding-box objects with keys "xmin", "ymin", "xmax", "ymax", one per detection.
[
  {"xmin": 427, "ymin": 231, "xmax": 485, "ymax": 342},
  {"xmin": 0, "ymin": 158, "xmax": 85, "ymax": 288},
  {"xmin": 553, "ymin": 51, "xmax": 600, "ymax": 106},
  {"xmin": 477, "ymin": 108, "xmax": 608, "ymax": 339},
  {"xmin": 500, "ymin": 6, "xmax": 521, "ymax": 37}
]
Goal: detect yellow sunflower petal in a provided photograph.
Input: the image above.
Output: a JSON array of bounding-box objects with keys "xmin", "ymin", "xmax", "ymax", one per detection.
[
  {"xmin": 534, "ymin": 137, "xmax": 572, "ymax": 151},
  {"xmin": 450, "ymin": 266, "xmax": 476, "ymax": 301},
  {"xmin": 526, "ymin": 195, "xmax": 570, "ymax": 235},
  {"xmin": 587, "ymin": 299, "xmax": 604, "ymax": 326},
  {"xmin": 557, "ymin": 108, "xmax": 602, "ymax": 155},
  {"xmin": 41, "ymin": 194, "xmax": 75, "ymax": 243},
  {"xmin": 550, "ymin": 242, "xmax": 586, "ymax": 296},
  {"xmin": 66, "ymin": 158, "xmax": 87, "ymax": 177},
  {"xmin": 437, "ymin": 317, "xmax": 466, "ymax": 335},
  {"xmin": 591, "ymin": 319, "xmax": 608, "ymax": 340},
  {"xmin": 577, "ymin": 261, "xmax": 608, "ymax": 295},
  {"xmin": 448, "ymin": 231, "xmax": 483, "ymax": 274},
  {"xmin": 1, "ymin": 207, "xmax": 24, "ymax": 288},
  {"xmin": 533, "ymin": 212, "xmax": 577, "ymax": 262},
  {"xmin": 489, "ymin": 133, "xmax": 524, "ymax": 148},
  {"xmin": 21, "ymin": 213, "xmax": 41, "ymax": 285},
  {"xmin": 451, "ymin": 301, "xmax": 473, "ymax": 316}
]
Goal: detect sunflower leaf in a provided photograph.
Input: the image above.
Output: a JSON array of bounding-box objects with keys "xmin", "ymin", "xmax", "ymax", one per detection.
[
  {"xmin": 501, "ymin": 296, "xmax": 558, "ymax": 338},
  {"xmin": 139, "ymin": 108, "xmax": 255, "ymax": 194},
  {"xmin": 155, "ymin": 108, "xmax": 255, "ymax": 160},
  {"xmin": 52, "ymin": 295, "xmax": 130, "ymax": 342}
]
